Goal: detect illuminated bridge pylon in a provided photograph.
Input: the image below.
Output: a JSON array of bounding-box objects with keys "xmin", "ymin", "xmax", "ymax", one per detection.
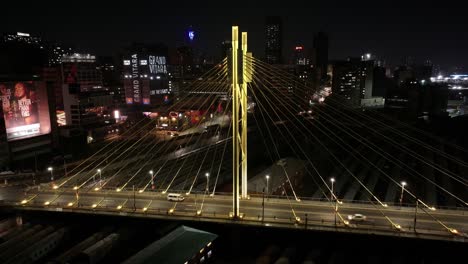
[{"xmin": 230, "ymin": 26, "xmax": 253, "ymax": 218}]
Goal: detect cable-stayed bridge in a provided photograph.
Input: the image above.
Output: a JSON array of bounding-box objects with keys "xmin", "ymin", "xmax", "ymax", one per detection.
[{"xmin": 1, "ymin": 27, "xmax": 467, "ymax": 243}]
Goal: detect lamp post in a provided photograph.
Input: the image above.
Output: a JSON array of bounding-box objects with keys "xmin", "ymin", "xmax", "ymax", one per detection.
[
  {"xmin": 400, "ymin": 181, "xmax": 407, "ymax": 207},
  {"xmin": 97, "ymin": 169, "xmax": 102, "ymax": 186},
  {"xmin": 133, "ymin": 185, "xmax": 136, "ymax": 211},
  {"xmin": 63, "ymin": 156, "xmax": 68, "ymax": 177},
  {"xmin": 48, "ymin": 167, "xmax": 54, "ymax": 181},
  {"xmin": 265, "ymin": 175, "xmax": 270, "ymax": 200},
  {"xmin": 262, "ymin": 187, "xmax": 265, "ymax": 222},
  {"xmin": 149, "ymin": 170, "xmax": 154, "ymax": 189},
  {"xmin": 330, "ymin": 178, "xmax": 336, "ymax": 226},
  {"xmin": 330, "ymin": 178, "xmax": 335, "ymax": 201},
  {"xmin": 414, "ymin": 200, "xmax": 418, "ymax": 232},
  {"xmin": 75, "ymin": 188, "xmax": 79, "ymax": 207},
  {"xmin": 205, "ymin": 172, "xmax": 210, "ymax": 193}
]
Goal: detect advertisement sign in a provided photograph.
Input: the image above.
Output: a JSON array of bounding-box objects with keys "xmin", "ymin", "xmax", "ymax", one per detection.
[
  {"xmin": 0, "ymin": 81, "xmax": 51, "ymax": 141},
  {"xmin": 148, "ymin": 56, "xmax": 167, "ymax": 74}
]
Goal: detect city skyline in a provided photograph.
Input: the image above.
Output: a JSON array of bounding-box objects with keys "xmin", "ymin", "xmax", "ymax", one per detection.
[
  {"xmin": 1, "ymin": 2, "xmax": 467, "ymax": 261},
  {"xmin": 3, "ymin": 1, "xmax": 468, "ymax": 71}
]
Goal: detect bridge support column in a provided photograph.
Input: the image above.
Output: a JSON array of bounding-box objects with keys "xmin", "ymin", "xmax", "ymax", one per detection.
[
  {"xmin": 241, "ymin": 32, "xmax": 248, "ymax": 199},
  {"xmin": 231, "ymin": 26, "xmax": 252, "ymax": 218},
  {"xmin": 231, "ymin": 26, "xmax": 240, "ymax": 218}
]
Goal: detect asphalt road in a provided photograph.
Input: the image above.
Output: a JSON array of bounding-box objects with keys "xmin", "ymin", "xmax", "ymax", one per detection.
[{"xmin": 2, "ymin": 186, "xmax": 466, "ymax": 241}]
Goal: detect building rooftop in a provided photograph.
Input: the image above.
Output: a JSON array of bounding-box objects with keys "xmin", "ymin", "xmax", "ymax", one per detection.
[{"xmin": 122, "ymin": 225, "xmax": 217, "ymax": 264}]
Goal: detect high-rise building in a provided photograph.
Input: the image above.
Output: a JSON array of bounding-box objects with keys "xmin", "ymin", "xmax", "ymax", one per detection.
[
  {"xmin": 331, "ymin": 58, "xmax": 363, "ymax": 107},
  {"xmin": 265, "ymin": 16, "xmax": 282, "ymax": 64},
  {"xmin": 312, "ymin": 32, "xmax": 329, "ymax": 81},
  {"xmin": 2, "ymin": 32, "xmax": 72, "ymax": 67},
  {"xmin": 0, "ymin": 32, "xmax": 48, "ymax": 76},
  {"xmin": 331, "ymin": 56, "xmax": 384, "ymax": 108},
  {"xmin": 97, "ymin": 56, "xmax": 123, "ymax": 105},
  {"xmin": 61, "ymin": 53, "xmax": 103, "ymax": 92},
  {"xmin": 122, "ymin": 43, "xmax": 170, "ymax": 106},
  {"xmin": 48, "ymin": 44, "xmax": 73, "ymax": 66}
]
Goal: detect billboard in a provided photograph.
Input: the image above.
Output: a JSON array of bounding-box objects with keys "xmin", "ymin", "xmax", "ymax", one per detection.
[
  {"xmin": 0, "ymin": 81, "xmax": 51, "ymax": 141},
  {"xmin": 123, "ymin": 53, "xmax": 167, "ymax": 105}
]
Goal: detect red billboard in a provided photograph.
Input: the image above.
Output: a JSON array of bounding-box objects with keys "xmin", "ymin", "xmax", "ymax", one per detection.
[{"xmin": 0, "ymin": 81, "xmax": 51, "ymax": 141}]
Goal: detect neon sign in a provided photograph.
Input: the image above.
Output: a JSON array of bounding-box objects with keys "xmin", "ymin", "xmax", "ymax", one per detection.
[{"xmin": 188, "ymin": 30, "xmax": 195, "ymax": 41}]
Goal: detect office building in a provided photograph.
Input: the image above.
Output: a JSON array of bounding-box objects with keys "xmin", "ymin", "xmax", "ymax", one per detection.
[
  {"xmin": 312, "ymin": 32, "xmax": 329, "ymax": 81},
  {"xmin": 97, "ymin": 56, "xmax": 124, "ymax": 105},
  {"xmin": 122, "ymin": 43, "xmax": 170, "ymax": 106},
  {"xmin": 62, "ymin": 53, "xmax": 103, "ymax": 92},
  {"xmin": 331, "ymin": 55, "xmax": 384, "ymax": 108},
  {"xmin": 265, "ymin": 16, "xmax": 282, "ymax": 64}
]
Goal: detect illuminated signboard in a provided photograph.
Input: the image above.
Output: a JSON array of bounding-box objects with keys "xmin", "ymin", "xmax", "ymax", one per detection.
[
  {"xmin": 131, "ymin": 54, "xmax": 140, "ymax": 103},
  {"xmin": 0, "ymin": 81, "xmax": 51, "ymax": 141},
  {"xmin": 149, "ymin": 56, "xmax": 167, "ymax": 74},
  {"xmin": 188, "ymin": 30, "xmax": 195, "ymax": 41}
]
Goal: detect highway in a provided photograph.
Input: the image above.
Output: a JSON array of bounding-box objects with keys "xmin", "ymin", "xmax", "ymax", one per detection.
[{"xmin": 2, "ymin": 186, "xmax": 466, "ymax": 243}]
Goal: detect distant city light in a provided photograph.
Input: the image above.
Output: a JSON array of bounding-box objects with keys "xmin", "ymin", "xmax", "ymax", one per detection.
[
  {"xmin": 114, "ymin": 110, "xmax": 120, "ymax": 119},
  {"xmin": 188, "ymin": 30, "xmax": 195, "ymax": 41},
  {"xmin": 295, "ymin": 46, "xmax": 303, "ymax": 50}
]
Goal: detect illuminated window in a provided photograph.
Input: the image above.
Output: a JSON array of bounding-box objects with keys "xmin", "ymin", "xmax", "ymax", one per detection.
[
  {"xmin": 140, "ymin": 60, "xmax": 148, "ymax": 65},
  {"xmin": 123, "ymin": 60, "xmax": 130, "ymax": 65}
]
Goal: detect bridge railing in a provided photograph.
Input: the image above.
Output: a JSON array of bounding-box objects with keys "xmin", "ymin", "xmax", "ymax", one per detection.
[{"xmin": 2, "ymin": 199, "xmax": 464, "ymax": 242}]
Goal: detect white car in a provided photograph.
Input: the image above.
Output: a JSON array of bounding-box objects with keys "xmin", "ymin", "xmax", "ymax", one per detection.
[
  {"xmin": 167, "ymin": 193, "xmax": 185, "ymax": 201},
  {"xmin": 348, "ymin": 214, "xmax": 367, "ymax": 222}
]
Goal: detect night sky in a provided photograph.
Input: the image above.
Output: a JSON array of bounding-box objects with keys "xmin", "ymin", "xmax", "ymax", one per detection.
[{"xmin": 3, "ymin": 0, "xmax": 468, "ymax": 71}]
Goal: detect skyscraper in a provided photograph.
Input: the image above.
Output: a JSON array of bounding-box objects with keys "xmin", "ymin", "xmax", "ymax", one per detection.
[
  {"xmin": 265, "ymin": 16, "xmax": 282, "ymax": 64},
  {"xmin": 312, "ymin": 32, "xmax": 329, "ymax": 81}
]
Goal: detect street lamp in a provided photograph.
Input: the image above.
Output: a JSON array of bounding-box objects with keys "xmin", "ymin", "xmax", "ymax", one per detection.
[
  {"xmin": 97, "ymin": 169, "xmax": 102, "ymax": 186},
  {"xmin": 330, "ymin": 178, "xmax": 336, "ymax": 226},
  {"xmin": 330, "ymin": 178, "xmax": 335, "ymax": 201},
  {"xmin": 265, "ymin": 175, "xmax": 270, "ymax": 200},
  {"xmin": 149, "ymin": 170, "xmax": 154, "ymax": 186},
  {"xmin": 48, "ymin": 167, "xmax": 54, "ymax": 181},
  {"xmin": 400, "ymin": 181, "xmax": 407, "ymax": 206},
  {"xmin": 262, "ymin": 187, "xmax": 265, "ymax": 222},
  {"xmin": 205, "ymin": 172, "xmax": 210, "ymax": 193}
]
